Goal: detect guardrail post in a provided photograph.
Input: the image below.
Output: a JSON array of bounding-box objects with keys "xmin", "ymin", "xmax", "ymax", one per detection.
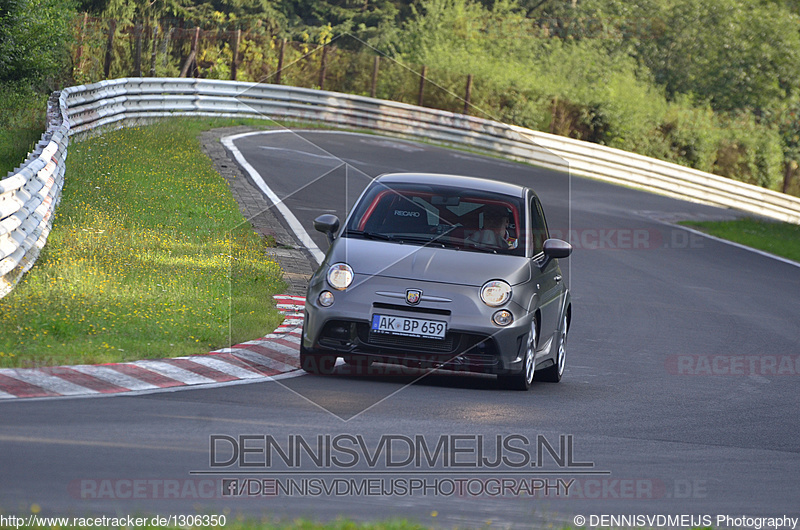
[
  {"xmin": 785, "ymin": 161, "xmax": 798, "ymax": 194},
  {"xmin": 162, "ymin": 27, "xmax": 172, "ymax": 69},
  {"xmin": 103, "ymin": 19, "xmax": 116, "ymax": 79},
  {"xmin": 418, "ymin": 65, "xmax": 427, "ymax": 107},
  {"xmin": 180, "ymin": 27, "xmax": 200, "ymax": 78},
  {"xmin": 318, "ymin": 45, "xmax": 329, "ymax": 90},
  {"xmin": 464, "ymin": 74, "xmax": 473, "ymax": 115},
  {"xmin": 149, "ymin": 24, "xmax": 158, "ymax": 76},
  {"xmin": 192, "ymin": 27, "xmax": 201, "ymax": 78},
  {"xmin": 370, "ymin": 56, "xmax": 380, "ymax": 98},
  {"xmin": 276, "ymin": 38, "xmax": 286, "ymax": 84},
  {"xmin": 75, "ymin": 12, "xmax": 88, "ymax": 73},
  {"xmin": 231, "ymin": 29, "xmax": 241, "ymax": 81},
  {"xmin": 133, "ymin": 22, "xmax": 143, "ymax": 77}
]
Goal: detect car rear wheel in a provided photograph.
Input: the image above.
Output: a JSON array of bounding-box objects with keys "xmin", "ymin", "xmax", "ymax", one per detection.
[
  {"xmin": 300, "ymin": 344, "xmax": 336, "ymax": 375},
  {"xmin": 498, "ymin": 317, "xmax": 536, "ymax": 391},
  {"xmin": 537, "ymin": 313, "xmax": 567, "ymax": 383}
]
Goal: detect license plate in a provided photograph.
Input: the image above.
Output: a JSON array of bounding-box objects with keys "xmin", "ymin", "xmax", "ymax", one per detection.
[{"xmin": 371, "ymin": 314, "xmax": 447, "ymax": 339}]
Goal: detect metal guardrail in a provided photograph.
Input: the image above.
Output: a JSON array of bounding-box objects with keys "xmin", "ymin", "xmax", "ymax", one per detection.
[
  {"xmin": 3, "ymin": 77, "xmax": 800, "ymax": 299},
  {"xmin": 0, "ymin": 92, "xmax": 68, "ymax": 299}
]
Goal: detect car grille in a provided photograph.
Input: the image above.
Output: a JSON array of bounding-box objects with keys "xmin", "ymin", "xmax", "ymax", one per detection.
[
  {"xmin": 315, "ymin": 320, "xmax": 502, "ymax": 365},
  {"xmin": 365, "ymin": 331, "xmax": 456, "ymax": 353},
  {"xmin": 372, "ymin": 302, "xmax": 451, "ymax": 316}
]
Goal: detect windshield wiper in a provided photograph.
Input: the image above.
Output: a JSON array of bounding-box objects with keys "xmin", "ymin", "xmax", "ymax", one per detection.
[
  {"xmin": 343, "ymin": 229, "xmax": 394, "ymax": 241},
  {"xmin": 394, "ymin": 234, "xmax": 464, "ymax": 250},
  {"xmin": 394, "ymin": 234, "xmax": 435, "ymax": 244},
  {"xmin": 345, "ymin": 230, "xmax": 462, "ymax": 249},
  {"xmin": 464, "ymin": 242, "xmax": 499, "ymax": 254}
]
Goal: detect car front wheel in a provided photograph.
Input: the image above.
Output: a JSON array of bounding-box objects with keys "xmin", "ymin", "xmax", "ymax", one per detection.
[
  {"xmin": 537, "ymin": 313, "xmax": 567, "ymax": 383},
  {"xmin": 498, "ymin": 317, "xmax": 536, "ymax": 391},
  {"xmin": 300, "ymin": 344, "xmax": 336, "ymax": 375}
]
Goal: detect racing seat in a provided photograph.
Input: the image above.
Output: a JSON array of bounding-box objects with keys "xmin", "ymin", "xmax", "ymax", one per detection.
[{"xmin": 379, "ymin": 198, "xmax": 430, "ymax": 234}]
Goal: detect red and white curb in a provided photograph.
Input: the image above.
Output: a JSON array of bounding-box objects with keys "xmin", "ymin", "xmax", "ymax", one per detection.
[{"xmin": 0, "ymin": 295, "xmax": 306, "ymax": 400}]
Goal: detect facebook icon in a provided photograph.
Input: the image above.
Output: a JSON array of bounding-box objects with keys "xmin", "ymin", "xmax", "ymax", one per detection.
[{"xmin": 221, "ymin": 479, "xmax": 239, "ymax": 496}]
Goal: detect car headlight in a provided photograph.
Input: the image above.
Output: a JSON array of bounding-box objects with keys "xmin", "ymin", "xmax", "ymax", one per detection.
[
  {"xmin": 480, "ymin": 280, "xmax": 512, "ymax": 307},
  {"xmin": 327, "ymin": 263, "xmax": 354, "ymax": 290}
]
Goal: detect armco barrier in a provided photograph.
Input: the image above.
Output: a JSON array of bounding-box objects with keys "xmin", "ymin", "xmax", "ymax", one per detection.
[
  {"xmin": 0, "ymin": 92, "xmax": 67, "ymax": 299},
  {"xmin": 2, "ymin": 77, "xmax": 800, "ymax": 299}
]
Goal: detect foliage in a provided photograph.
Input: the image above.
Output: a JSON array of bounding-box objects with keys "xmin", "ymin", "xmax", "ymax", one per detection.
[
  {"xmin": 390, "ymin": 0, "xmax": 791, "ymax": 189},
  {"xmin": 0, "ymin": 0, "xmax": 77, "ymax": 86},
  {"xmin": 633, "ymin": 0, "xmax": 800, "ymax": 112},
  {"xmin": 278, "ymin": 0, "xmax": 402, "ymax": 47},
  {"xmin": 396, "ymin": 0, "xmax": 668, "ymax": 144}
]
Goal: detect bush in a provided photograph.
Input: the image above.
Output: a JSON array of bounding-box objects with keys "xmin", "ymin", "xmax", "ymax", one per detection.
[{"xmin": 0, "ymin": 0, "xmax": 76, "ymax": 86}]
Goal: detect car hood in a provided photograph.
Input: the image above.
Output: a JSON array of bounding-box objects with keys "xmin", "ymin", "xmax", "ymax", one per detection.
[{"xmin": 326, "ymin": 238, "xmax": 531, "ymax": 287}]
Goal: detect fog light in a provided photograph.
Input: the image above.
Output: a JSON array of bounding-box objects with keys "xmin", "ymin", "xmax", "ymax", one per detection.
[
  {"xmin": 492, "ymin": 310, "xmax": 514, "ymax": 326},
  {"xmin": 318, "ymin": 291, "xmax": 334, "ymax": 307}
]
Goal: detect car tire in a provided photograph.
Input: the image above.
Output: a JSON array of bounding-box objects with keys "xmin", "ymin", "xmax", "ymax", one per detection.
[
  {"xmin": 537, "ymin": 313, "xmax": 567, "ymax": 383},
  {"xmin": 498, "ymin": 317, "xmax": 536, "ymax": 391},
  {"xmin": 300, "ymin": 344, "xmax": 336, "ymax": 375}
]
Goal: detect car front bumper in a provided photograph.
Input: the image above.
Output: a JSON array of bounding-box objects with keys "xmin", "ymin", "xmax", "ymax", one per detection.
[{"xmin": 303, "ymin": 273, "xmax": 532, "ymax": 375}]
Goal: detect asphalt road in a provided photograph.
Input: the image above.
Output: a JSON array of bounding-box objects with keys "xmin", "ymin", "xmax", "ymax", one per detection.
[{"xmin": 1, "ymin": 130, "xmax": 799, "ymax": 528}]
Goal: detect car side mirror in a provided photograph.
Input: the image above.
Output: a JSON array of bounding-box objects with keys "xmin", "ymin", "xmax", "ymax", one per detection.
[
  {"xmin": 544, "ymin": 238, "xmax": 572, "ymax": 258},
  {"xmin": 539, "ymin": 238, "xmax": 572, "ymax": 268},
  {"xmin": 314, "ymin": 214, "xmax": 340, "ymax": 246}
]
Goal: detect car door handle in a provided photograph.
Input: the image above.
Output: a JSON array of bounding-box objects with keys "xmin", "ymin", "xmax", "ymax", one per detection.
[{"xmin": 554, "ymin": 275, "xmax": 562, "ymax": 283}]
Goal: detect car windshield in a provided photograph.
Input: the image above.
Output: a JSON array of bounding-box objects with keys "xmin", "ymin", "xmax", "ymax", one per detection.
[{"xmin": 344, "ymin": 182, "xmax": 526, "ymax": 256}]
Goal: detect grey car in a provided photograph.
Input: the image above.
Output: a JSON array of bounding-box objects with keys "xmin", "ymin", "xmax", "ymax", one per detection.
[{"xmin": 301, "ymin": 173, "xmax": 572, "ymax": 390}]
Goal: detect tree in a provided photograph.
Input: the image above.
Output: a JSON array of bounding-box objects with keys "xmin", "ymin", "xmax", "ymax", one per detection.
[
  {"xmin": 277, "ymin": 0, "xmax": 401, "ymax": 47},
  {"xmin": 634, "ymin": 0, "xmax": 800, "ymax": 112},
  {"xmin": 0, "ymin": 0, "xmax": 76, "ymax": 85}
]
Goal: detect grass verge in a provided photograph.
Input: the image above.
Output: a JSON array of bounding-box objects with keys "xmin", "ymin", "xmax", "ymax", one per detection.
[
  {"xmin": 0, "ymin": 118, "xmax": 288, "ymax": 367},
  {"xmin": 680, "ymin": 218, "xmax": 800, "ymax": 264}
]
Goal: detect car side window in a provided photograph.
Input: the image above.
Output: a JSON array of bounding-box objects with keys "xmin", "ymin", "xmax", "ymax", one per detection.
[{"xmin": 530, "ymin": 197, "xmax": 550, "ymax": 255}]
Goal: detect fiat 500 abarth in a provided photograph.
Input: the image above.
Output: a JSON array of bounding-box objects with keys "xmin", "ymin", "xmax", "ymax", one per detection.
[{"xmin": 301, "ymin": 173, "xmax": 572, "ymax": 390}]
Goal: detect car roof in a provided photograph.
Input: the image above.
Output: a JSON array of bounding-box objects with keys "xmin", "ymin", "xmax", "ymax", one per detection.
[{"xmin": 375, "ymin": 173, "xmax": 528, "ymax": 199}]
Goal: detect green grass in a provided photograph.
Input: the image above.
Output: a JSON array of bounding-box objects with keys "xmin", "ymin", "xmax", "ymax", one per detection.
[
  {"xmin": 680, "ymin": 218, "xmax": 800, "ymax": 263},
  {"xmin": 0, "ymin": 118, "xmax": 288, "ymax": 367}
]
